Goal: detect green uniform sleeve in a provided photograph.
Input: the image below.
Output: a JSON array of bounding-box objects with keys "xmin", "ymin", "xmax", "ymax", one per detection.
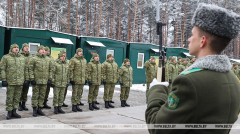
[
  {"xmin": 85, "ymin": 60, "xmax": 88, "ymax": 81},
  {"xmin": 28, "ymin": 57, "xmax": 35, "ymax": 81},
  {"xmin": 52, "ymin": 63, "xmax": 56, "ymax": 84},
  {"xmin": 144, "ymin": 61, "xmax": 149, "ymax": 69},
  {"xmin": 67, "ymin": 63, "xmax": 70, "ymax": 84},
  {"xmin": 102, "ymin": 63, "xmax": 107, "ymax": 82},
  {"xmin": 48, "ymin": 60, "xmax": 53, "ymax": 80},
  {"xmin": 145, "ymin": 75, "xmax": 197, "ymax": 134},
  {"xmin": 24, "ymin": 57, "xmax": 29, "ymax": 81},
  {"xmin": 119, "ymin": 67, "xmax": 123, "ymax": 83},
  {"xmin": 87, "ymin": 63, "xmax": 92, "ymax": 81},
  {"xmin": 69, "ymin": 59, "xmax": 74, "ymax": 81},
  {"xmin": 0, "ymin": 56, "xmax": 7, "ymax": 81}
]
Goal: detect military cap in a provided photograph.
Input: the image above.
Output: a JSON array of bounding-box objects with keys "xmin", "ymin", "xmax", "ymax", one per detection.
[
  {"xmin": 37, "ymin": 45, "xmax": 45, "ymax": 52},
  {"xmin": 191, "ymin": 3, "xmax": 240, "ymax": 39},
  {"xmin": 233, "ymin": 63, "xmax": 237, "ymax": 66},
  {"xmin": 178, "ymin": 57, "xmax": 182, "ymax": 60},
  {"xmin": 60, "ymin": 50, "xmax": 66, "ymax": 53},
  {"xmin": 76, "ymin": 48, "xmax": 83, "ymax": 53},
  {"xmin": 107, "ymin": 54, "xmax": 113, "ymax": 59},
  {"xmin": 171, "ymin": 58, "xmax": 176, "ymax": 62},
  {"xmin": 92, "ymin": 53, "xmax": 99, "ymax": 58},
  {"xmin": 168, "ymin": 56, "xmax": 172, "ymax": 61},
  {"xmin": 190, "ymin": 56, "xmax": 195, "ymax": 60},
  {"xmin": 165, "ymin": 56, "xmax": 167, "ymax": 59},
  {"xmin": 182, "ymin": 58, "xmax": 187, "ymax": 61},
  {"xmin": 124, "ymin": 58, "xmax": 130, "ymax": 63},
  {"xmin": 58, "ymin": 51, "xmax": 66, "ymax": 56},
  {"xmin": 44, "ymin": 46, "xmax": 50, "ymax": 51},
  {"xmin": 150, "ymin": 56, "xmax": 155, "ymax": 60},
  {"xmin": 10, "ymin": 44, "xmax": 19, "ymax": 52},
  {"xmin": 58, "ymin": 52, "xmax": 65, "ymax": 58},
  {"xmin": 22, "ymin": 43, "xmax": 29, "ymax": 49}
]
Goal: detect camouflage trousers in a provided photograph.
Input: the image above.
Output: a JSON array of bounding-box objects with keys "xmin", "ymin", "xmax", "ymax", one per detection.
[
  {"xmin": 63, "ymin": 86, "xmax": 68, "ymax": 101},
  {"xmin": 103, "ymin": 83, "xmax": 115, "ymax": 101},
  {"xmin": 53, "ymin": 87, "xmax": 65, "ymax": 107},
  {"xmin": 44, "ymin": 84, "xmax": 51, "ymax": 102},
  {"xmin": 71, "ymin": 84, "xmax": 84, "ymax": 105},
  {"xmin": 31, "ymin": 84, "xmax": 47, "ymax": 107},
  {"xmin": 6, "ymin": 85, "xmax": 23, "ymax": 111},
  {"xmin": 88, "ymin": 85, "xmax": 100, "ymax": 103},
  {"xmin": 146, "ymin": 83, "xmax": 150, "ymax": 97},
  {"xmin": 120, "ymin": 87, "xmax": 130, "ymax": 101},
  {"xmin": 20, "ymin": 81, "xmax": 30, "ymax": 102}
]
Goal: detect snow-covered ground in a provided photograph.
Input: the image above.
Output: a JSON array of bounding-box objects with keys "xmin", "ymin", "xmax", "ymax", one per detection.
[{"xmin": 1, "ymin": 84, "xmax": 146, "ymax": 98}]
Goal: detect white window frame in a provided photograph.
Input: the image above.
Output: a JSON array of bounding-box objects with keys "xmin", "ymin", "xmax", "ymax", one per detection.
[
  {"xmin": 137, "ymin": 53, "xmax": 144, "ymax": 69},
  {"xmin": 106, "ymin": 49, "xmax": 114, "ymax": 58},
  {"xmin": 29, "ymin": 42, "xmax": 40, "ymax": 54}
]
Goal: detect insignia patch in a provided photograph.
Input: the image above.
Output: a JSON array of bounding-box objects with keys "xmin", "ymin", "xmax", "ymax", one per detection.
[{"xmin": 168, "ymin": 92, "xmax": 180, "ymax": 110}]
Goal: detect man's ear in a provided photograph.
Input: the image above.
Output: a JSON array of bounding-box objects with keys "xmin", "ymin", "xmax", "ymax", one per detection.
[{"xmin": 200, "ymin": 36, "xmax": 207, "ymax": 48}]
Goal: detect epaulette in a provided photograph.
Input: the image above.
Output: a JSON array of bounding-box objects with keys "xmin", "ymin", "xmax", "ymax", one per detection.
[{"xmin": 180, "ymin": 68, "xmax": 204, "ymax": 76}]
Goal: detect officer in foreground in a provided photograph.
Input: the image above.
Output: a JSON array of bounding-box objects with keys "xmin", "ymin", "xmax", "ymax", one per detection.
[{"xmin": 146, "ymin": 3, "xmax": 240, "ymax": 134}]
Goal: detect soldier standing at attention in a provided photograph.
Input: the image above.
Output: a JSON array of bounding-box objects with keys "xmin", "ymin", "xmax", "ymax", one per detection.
[
  {"xmin": 69, "ymin": 48, "xmax": 87, "ymax": 112},
  {"xmin": 146, "ymin": 3, "xmax": 240, "ymax": 134},
  {"xmin": 232, "ymin": 63, "xmax": 238, "ymax": 76},
  {"xmin": 102, "ymin": 54, "xmax": 118, "ymax": 108},
  {"xmin": 18, "ymin": 43, "xmax": 32, "ymax": 111},
  {"xmin": 178, "ymin": 58, "xmax": 187, "ymax": 75},
  {"xmin": 29, "ymin": 45, "xmax": 53, "ymax": 117},
  {"xmin": 168, "ymin": 57, "xmax": 178, "ymax": 92},
  {"xmin": 52, "ymin": 52, "xmax": 70, "ymax": 114},
  {"xmin": 164, "ymin": 56, "xmax": 169, "ymax": 84},
  {"xmin": 43, "ymin": 46, "xmax": 54, "ymax": 109},
  {"xmin": 87, "ymin": 53, "xmax": 102, "ymax": 110},
  {"xmin": 177, "ymin": 57, "xmax": 182, "ymax": 65},
  {"xmin": 144, "ymin": 56, "xmax": 157, "ymax": 99},
  {"xmin": 59, "ymin": 50, "xmax": 70, "ymax": 107},
  {"xmin": 119, "ymin": 58, "xmax": 133, "ymax": 107},
  {"xmin": 1, "ymin": 44, "xmax": 28, "ymax": 120}
]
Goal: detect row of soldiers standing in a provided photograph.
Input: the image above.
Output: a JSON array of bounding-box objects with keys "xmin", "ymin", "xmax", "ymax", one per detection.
[
  {"xmin": 144, "ymin": 56, "xmax": 196, "ymax": 99},
  {"xmin": 231, "ymin": 63, "xmax": 240, "ymax": 79},
  {"xmin": 0, "ymin": 43, "xmax": 133, "ymax": 120}
]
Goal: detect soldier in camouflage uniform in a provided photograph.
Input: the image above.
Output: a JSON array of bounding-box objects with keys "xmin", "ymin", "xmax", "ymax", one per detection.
[
  {"xmin": 18, "ymin": 43, "xmax": 32, "ymax": 111},
  {"xmin": 1, "ymin": 44, "xmax": 28, "ymax": 120},
  {"xmin": 102, "ymin": 54, "xmax": 118, "ymax": 108},
  {"xmin": 87, "ymin": 53, "xmax": 102, "ymax": 110},
  {"xmin": 232, "ymin": 63, "xmax": 238, "ymax": 76},
  {"xmin": 186, "ymin": 58, "xmax": 191, "ymax": 68},
  {"xmin": 52, "ymin": 52, "xmax": 70, "ymax": 114},
  {"xmin": 144, "ymin": 56, "xmax": 157, "ymax": 98},
  {"xmin": 69, "ymin": 48, "xmax": 87, "ymax": 112},
  {"xmin": 168, "ymin": 57, "xmax": 178, "ymax": 92},
  {"xmin": 178, "ymin": 58, "xmax": 187, "ymax": 75},
  {"xmin": 177, "ymin": 57, "xmax": 182, "ymax": 65},
  {"xmin": 119, "ymin": 58, "xmax": 133, "ymax": 107},
  {"xmin": 43, "ymin": 46, "xmax": 54, "ymax": 109},
  {"xmin": 29, "ymin": 45, "xmax": 53, "ymax": 117},
  {"xmin": 164, "ymin": 56, "xmax": 168, "ymax": 82},
  {"xmin": 59, "ymin": 50, "xmax": 70, "ymax": 107}
]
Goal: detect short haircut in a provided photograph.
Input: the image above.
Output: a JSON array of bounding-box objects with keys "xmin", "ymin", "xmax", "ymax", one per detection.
[{"xmin": 197, "ymin": 27, "xmax": 231, "ymax": 54}]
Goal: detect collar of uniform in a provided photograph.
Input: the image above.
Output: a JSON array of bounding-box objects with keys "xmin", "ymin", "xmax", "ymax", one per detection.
[
  {"xmin": 106, "ymin": 59, "xmax": 113, "ymax": 63},
  {"xmin": 91, "ymin": 58, "xmax": 99, "ymax": 64},
  {"xmin": 56, "ymin": 58, "xmax": 66, "ymax": 64},
  {"xmin": 150, "ymin": 60, "xmax": 156, "ymax": 65},
  {"xmin": 9, "ymin": 52, "xmax": 20, "ymax": 57},
  {"xmin": 20, "ymin": 50, "xmax": 30, "ymax": 56},
  {"xmin": 74, "ymin": 54, "xmax": 83, "ymax": 60},
  {"xmin": 182, "ymin": 55, "xmax": 231, "ymax": 73},
  {"xmin": 36, "ymin": 52, "xmax": 46, "ymax": 58}
]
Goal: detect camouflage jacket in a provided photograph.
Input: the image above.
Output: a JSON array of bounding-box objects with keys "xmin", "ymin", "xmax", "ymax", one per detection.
[
  {"xmin": 119, "ymin": 63, "xmax": 133, "ymax": 87},
  {"xmin": 233, "ymin": 68, "xmax": 239, "ymax": 77},
  {"xmin": 29, "ymin": 53, "xmax": 53, "ymax": 84},
  {"xmin": 87, "ymin": 58, "xmax": 102, "ymax": 85},
  {"xmin": 168, "ymin": 62, "xmax": 178, "ymax": 82},
  {"xmin": 178, "ymin": 63, "xmax": 187, "ymax": 75},
  {"xmin": 165, "ymin": 61, "xmax": 169, "ymax": 82},
  {"xmin": 69, "ymin": 54, "xmax": 88, "ymax": 84},
  {"xmin": 0, "ymin": 52, "xmax": 27, "ymax": 85},
  {"xmin": 52, "ymin": 59, "xmax": 70, "ymax": 87},
  {"xmin": 20, "ymin": 50, "xmax": 32, "ymax": 81},
  {"xmin": 102, "ymin": 59, "xmax": 119, "ymax": 84},
  {"xmin": 144, "ymin": 60, "xmax": 157, "ymax": 83}
]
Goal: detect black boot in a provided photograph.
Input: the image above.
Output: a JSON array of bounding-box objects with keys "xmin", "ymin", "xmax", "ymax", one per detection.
[
  {"xmin": 58, "ymin": 106, "xmax": 65, "ymax": 113},
  {"xmin": 18, "ymin": 102, "xmax": 22, "ymax": 111},
  {"xmin": 108, "ymin": 101, "xmax": 115, "ymax": 108},
  {"xmin": 124, "ymin": 100, "xmax": 130, "ymax": 107},
  {"xmin": 89, "ymin": 103, "xmax": 94, "ymax": 111},
  {"xmin": 43, "ymin": 101, "xmax": 51, "ymax": 109},
  {"xmin": 110, "ymin": 100, "xmax": 114, "ymax": 103},
  {"xmin": 6, "ymin": 111, "xmax": 12, "ymax": 120},
  {"xmin": 12, "ymin": 109, "xmax": 21, "ymax": 118},
  {"xmin": 105, "ymin": 101, "xmax": 109, "ymax": 108},
  {"xmin": 79, "ymin": 101, "xmax": 84, "ymax": 106},
  {"xmin": 72, "ymin": 105, "xmax": 77, "ymax": 112},
  {"xmin": 76, "ymin": 105, "xmax": 83, "ymax": 112},
  {"xmin": 95, "ymin": 101, "xmax": 99, "ymax": 105},
  {"xmin": 37, "ymin": 107, "xmax": 45, "ymax": 116},
  {"xmin": 62, "ymin": 102, "xmax": 68, "ymax": 107},
  {"xmin": 121, "ymin": 101, "xmax": 125, "ymax": 107},
  {"xmin": 33, "ymin": 107, "xmax": 37, "ymax": 117},
  {"xmin": 92, "ymin": 102, "xmax": 99, "ymax": 110},
  {"xmin": 22, "ymin": 102, "xmax": 28, "ymax": 111},
  {"xmin": 54, "ymin": 107, "xmax": 58, "ymax": 114}
]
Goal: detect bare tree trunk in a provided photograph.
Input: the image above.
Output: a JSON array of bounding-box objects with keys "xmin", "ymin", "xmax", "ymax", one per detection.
[
  {"xmin": 103, "ymin": 0, "xmax": 109, "ymax": 37},
  {"xmin": 132, "ymin": 0, "xmax": 138, "ymax": 42},
  {"xmin": 97, "ymin": 0, "xmax": 103, "ymax": 37},
  {"xmin": 43, "ymin": 0, "xmax": 47, "ymax": 29},
  {"xmin": 118, "ymin": 1, "xmax": 122, "ymax": 40},
  {"xmin": 181, "ymin": 0, "xmax": 187, "ymax": 47},
  {"xmin": 28, "ymin": 0, "xmax": 30, "ymax": 28},
  {"xmin": 32, "ymin": 0, "xmax": 35, "ymax": 28},
  {"xmin": 67, "ymin": 0, "xmax": 71, "ymax": 33},
  {"xmin": 86, "ymin": 0, "xmax": 88, "ymax": 36},
  {"xmin": 89, "ymin": 2, "xmax": 91, "ymax": 35},
  {"xmin": 110, "ymin": 0, "xmax": 115, "ymax": 39},
  {"xmin": 10, "ymin": 0, "xmax": 13, "ymax": 26},
  {"xmin": 175, "ymin": 12, "xmax": 179, "ymax": 46},
  {"xmin": 15, "ymin": 0, "xmax": 19, "ymax": 27},
  {"xmin": 134, "ymin": 11, "xmax": 139, "ymax": 42},
  {"xmin": 93, "ymin": 0, "xmax": 97, "ymax": 36},
  {"xmin": 140, "ymin": 11, "xmax": 143, "ymax": 42},
  {"xmin": 75, "ymin": 0, "xmax": 79, "ymax": 35},
  {"xmin": 78, "ymin": 0, "xmax": 82, "ymax": 35},
  {"xmin": 127, "ymin": 1, "xmax": 132, "ymax": 42}
]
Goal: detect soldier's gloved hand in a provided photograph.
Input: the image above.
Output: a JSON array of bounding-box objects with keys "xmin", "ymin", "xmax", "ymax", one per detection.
[
  {"xmin": 31, "ymin": 80, "xmax": 36, "ymax": 85},
  {"xmin": 23, "ymin": 80, "xmax": 29, "ymax": 86},
  {"xmin": 120, "ymin": 83, "xmax": 123, "ymax": 86},
  {"xmin": 66, "ymin": 84, "xmax": 69, "ymax": 87},
  {"xmin": 89, "ymin": 81, "xmax": 92, "ymax": 85},
  {"xmin": 85, "ymin": 80, "xmax": 87, "ymax": 84},
  {"xmin": 51, "ymin": 84, "xmax": 55, "ymax": 87},
  {"xmin": 150, "ymin": 78, "xmax": 169, "ymax": 89},
  {"xmin": 169, "ymin": 79, "xmax": 172, "ymax": 84},
  {"xmin": 70, "ymin": 81, "xmax": 75, "ymax": 85},
  {"xmin": 47, "ymin": 80, "xmax": 51, "ymax": 85},
  {"xmin": 2, "ymin": 81, "xmax": 8, "ymax": 87}
]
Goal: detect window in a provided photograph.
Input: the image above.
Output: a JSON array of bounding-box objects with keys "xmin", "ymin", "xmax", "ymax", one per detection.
[
  {"xmin": 29, "ymin": 43, "xmax": 40, "ymax": 54},
  {"xmin": 106, "ymin": 49, "xmax": 114, "ymax": 58},
  {"xmin": 137, "ymin": 53, "xmax": 144, "ymax": 68}
]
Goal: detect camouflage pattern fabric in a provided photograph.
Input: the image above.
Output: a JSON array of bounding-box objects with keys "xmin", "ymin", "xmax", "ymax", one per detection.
[
  {"xmin": 20, "ymin": 81, "xmax": 30, "ymax": 102},
  {"xmin": 146, "ymin": 83, "xmax": 150, "ymax": 97},
  {"xmin": 120, "ymin": 87, "xmax": 130, "ymax": 101},
  {"xmin": 31, "ymin": 84, "xmax": 47, "ymax": 107},
  {"xmin": 178, "ymin": 63, "xmax": 187, "ymax": 75},
  {"xmin": 119, "ymin": 63, "xmax": 133, "ymax": 87},
  {"xmin": 53, "ymin": 87, "xmax": 65, "ymax": 107},
  {"xmin": 103, "ymin": 84, "xmax": 116, "ymax": 101},
  {"xmin": 87, "ymin": 58, "xmax": 102, "ymax": 85},
  {"xmin": 52, "ymin": 59, "xmax": 70, "ymax": 87},
  {"xmin": 88, "ymin": 85, "xmax": 100, "ymax": 103},
  {"xmin": 6, "ymin": 85, "xmax": 23, "ymax": 111},
  {"xmin": 71, "ymin": 84, "xmax": 84, "ymax": 105},
  {"xmin": 44, "ymin": 54, "xmax": 55, "ymax": 101},
  {"xmin": 165, "ymin": 61, "xmax": 169, "ymax": 82},
  {"xmin": 168, "ymin": 62, "xmax": 178, "ymax": 92},
  {"xmin": 144, "ymin": 60, "xmax": 157, "ymax": 83},
  {"xmin": 233, "ymin": 67, "xmax": 239, "ymax": 76},
  {"xmin": 64, "ymin": 86, "xmax": 68, "ymax": 101}
]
